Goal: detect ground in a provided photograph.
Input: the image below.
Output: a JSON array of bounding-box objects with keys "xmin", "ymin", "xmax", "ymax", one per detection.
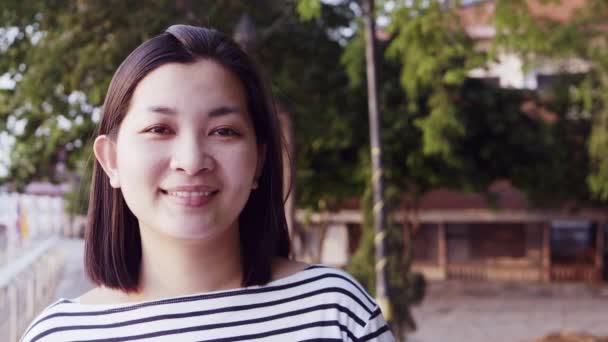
[{"xmin": 408, "ymin": 280, "xmax": 608, "ymax": 342}]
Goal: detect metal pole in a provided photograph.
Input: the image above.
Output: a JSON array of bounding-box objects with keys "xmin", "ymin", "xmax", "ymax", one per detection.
[{"xmin": 362, "ymin": 0, "xmax": 391, "ymax": 320}]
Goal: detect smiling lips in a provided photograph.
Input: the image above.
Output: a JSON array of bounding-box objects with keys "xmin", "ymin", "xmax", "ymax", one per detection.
[{"xmin": 161, "ymin": 186, "xmax": 219, "ymax": 208}]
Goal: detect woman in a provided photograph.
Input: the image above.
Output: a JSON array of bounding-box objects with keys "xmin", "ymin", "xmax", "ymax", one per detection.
[{"xmin": 21, "ymin": 25, "xmax": 394, "ymax": 341}]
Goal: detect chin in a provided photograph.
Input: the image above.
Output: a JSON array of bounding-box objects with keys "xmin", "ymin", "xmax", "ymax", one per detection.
[
  {"xmin": 160, "ymin": 222, "xmax": 235, "ymax": 242},
  {"xmin": 170, "ymin": 232, "xmax": 218, "ymax": 241}
]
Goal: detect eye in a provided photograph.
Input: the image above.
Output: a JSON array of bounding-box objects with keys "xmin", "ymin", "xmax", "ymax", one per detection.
[
  {"xmin": 212, "ymin": 127, "xmax": 240, "ymax": 137},
  {"xmin": 145, "ymin": 125, "xmax": 173, "ymax": 135}
]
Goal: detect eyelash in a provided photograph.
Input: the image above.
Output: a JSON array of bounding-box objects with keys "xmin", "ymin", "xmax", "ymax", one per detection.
[
  {"xmin": 143, "ymin": 126, "xmax": 240, "ymax": 137},
  {"xmin": 212, "ymin": 127, "xmax": 240, "ymax": 137},
  {"xmin": 145, "ymin": 125, "xmax": 173, "ymax": 135}
]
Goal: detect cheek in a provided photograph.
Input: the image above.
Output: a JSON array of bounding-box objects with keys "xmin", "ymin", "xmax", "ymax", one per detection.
[
  {"xmin": 116, "ymin": 139, "xmax": 166, "ymax": 186},
  {"xmin": 218, "ymin": 148, "xmax": 258, "ymax": 188}
]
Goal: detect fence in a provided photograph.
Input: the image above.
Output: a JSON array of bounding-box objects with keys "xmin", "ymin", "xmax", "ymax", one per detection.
[
  {"xmin": 0, "ymin": 239, "xmax": 64, "ymax": 341},
  {"xmin": 0, "ymin": 192, "xmax": 66, "ymax": 251},
  {"xmin": 0, "ymin": 192, "xmax": 68, "ymax": 341}
]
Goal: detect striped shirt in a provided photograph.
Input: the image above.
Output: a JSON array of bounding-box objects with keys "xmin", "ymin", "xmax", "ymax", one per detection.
[{"xmin": 21, "ymin": 265, "xmax": 394, "ymax": 341}]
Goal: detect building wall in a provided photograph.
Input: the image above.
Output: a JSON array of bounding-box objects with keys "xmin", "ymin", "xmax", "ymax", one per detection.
[
  {"xmin": 447, "ymin": 224, "xmax": 472, "ymax": 262},
  {"xmin": 525, "ymin": 223, "xmax": 543, "ymax": 264},
  {"xmin": 413, "ymin": 223, "xmax": 546, "ymax": 282},
  {"xmin": 412, "ymin": 224, "xmax": 438, "ymax": 263}
]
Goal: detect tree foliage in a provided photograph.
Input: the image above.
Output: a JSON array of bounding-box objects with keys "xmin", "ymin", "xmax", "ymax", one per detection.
[
  {"xmin": 1, "ymin": 1, "xmax": 190, "ymax": 187},
  {"xmin": 4, "ymin": 0, "xmax": 603, "ymax": 207},
  {"xmin": 492, "ymin": 0, "xmax": 608, "ymax": 200},
  {"xmin": 296, "ymin": 0, "xmax": 608, "ymax": 203},
  {"xmin": 0, "ymin": 0, "xmax": 365, "ymax": 212}
]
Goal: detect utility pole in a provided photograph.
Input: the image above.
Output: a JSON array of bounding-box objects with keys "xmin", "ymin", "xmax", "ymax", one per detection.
[{"xmin": 362, "ymin": 0, "xmax": 391, "ymax": 320}]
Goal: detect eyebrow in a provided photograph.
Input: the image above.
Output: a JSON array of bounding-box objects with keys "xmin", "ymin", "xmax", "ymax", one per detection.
[{"xmin": 147, "ymin": 105, "xmax": 244, "ymax": 117}]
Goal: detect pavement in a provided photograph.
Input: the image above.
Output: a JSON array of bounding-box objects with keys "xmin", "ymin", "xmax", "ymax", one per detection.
[{"xmin": 407, "ymin": 280, "xmax": 608, "ymax": 342}]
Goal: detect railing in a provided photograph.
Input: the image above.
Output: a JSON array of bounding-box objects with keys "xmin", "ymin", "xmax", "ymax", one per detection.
[
  {"xmin": 0, "ymin": 192, "xmax": 66, "ymax": 251},
  {"xmin": 446, "ymin": 263, "xmax": 488, "ymax": 280},
  {"xmin": 411, "ymin": 262, "xmax": 447, "ymax": 281},
  {"xmin": 446, "ymin": 262, "xmax": 543, "ymax": 282},
  {"xmin": 551, "ymin": 264, "xmax": 599, "ymax": 282},
  {"xmin": 0, "ymin": 192, "xmax": 68, "ymax": 342},
  {"xmin": 0, "ymin": 238, "xmax": 65, "ymax": 342}
]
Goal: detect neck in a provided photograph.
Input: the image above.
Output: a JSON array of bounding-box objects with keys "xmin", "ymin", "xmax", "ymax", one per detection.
[{"xmin": 135, "ymin": 223, "xmax": 242, "ymax": 300}]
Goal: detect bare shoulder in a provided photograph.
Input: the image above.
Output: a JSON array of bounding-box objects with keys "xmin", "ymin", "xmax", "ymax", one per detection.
[
  {"xmin": 77, "ymin": 286, "xmax": 132, "ymax": 305},
  {"xmin": 271, "ymin": 258, "xmax": 310, "ymax": 281}
]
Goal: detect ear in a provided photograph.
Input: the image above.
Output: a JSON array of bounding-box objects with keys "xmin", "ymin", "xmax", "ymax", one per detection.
[
  {"xmin": 93, "ymin": 135, "xmax": 121, "ymax": 188},
  {"xmin": 253, "ymin": 144, "xmax": 267, "ymax": 189}
]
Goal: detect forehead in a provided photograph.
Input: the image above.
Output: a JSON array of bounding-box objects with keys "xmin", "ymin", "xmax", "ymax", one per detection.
[{"xmin": 128, "ymin": 59, "xmax": 248, "ymax": 115}]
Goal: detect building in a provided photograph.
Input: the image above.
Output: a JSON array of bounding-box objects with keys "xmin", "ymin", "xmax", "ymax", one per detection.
[
  {"xmin": 297, "ymin": 180, "xmax": 607, "ymax": 283},
  {"xmin": 407, "ymin": 180, "xmax": 606, "ymax": 283}
]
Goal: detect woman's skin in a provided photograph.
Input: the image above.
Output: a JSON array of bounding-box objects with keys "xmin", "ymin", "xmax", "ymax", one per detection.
[{"xmin": 83, "ymin": 59, "xmax": 307, "ymax": 305}]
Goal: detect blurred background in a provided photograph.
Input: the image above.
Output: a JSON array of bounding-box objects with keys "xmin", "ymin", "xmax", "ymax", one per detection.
[{"xmin": 1, "ymin": 0, "xmax": 608, "ymax": 341}]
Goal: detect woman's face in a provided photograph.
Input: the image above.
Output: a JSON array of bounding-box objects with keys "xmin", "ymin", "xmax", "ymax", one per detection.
[{"xmin": 95, "ymin": 59, "xmax": 263, "ymax": 241}]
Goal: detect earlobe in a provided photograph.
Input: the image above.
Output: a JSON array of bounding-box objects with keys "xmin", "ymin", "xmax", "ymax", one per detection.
[{"xmin": 93, "ymin": 135, "xmax": 120, "ymax": 188}]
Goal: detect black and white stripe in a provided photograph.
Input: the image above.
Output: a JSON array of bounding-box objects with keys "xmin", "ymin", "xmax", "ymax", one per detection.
[{"xmin": 21, "ymin": 265, "xmax": 394, "ymax": 342}]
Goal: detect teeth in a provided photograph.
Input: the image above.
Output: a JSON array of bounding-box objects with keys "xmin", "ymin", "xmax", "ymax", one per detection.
[{"xmin": 167, "ymin": 191, "xmax": 213, "ymax": 197}]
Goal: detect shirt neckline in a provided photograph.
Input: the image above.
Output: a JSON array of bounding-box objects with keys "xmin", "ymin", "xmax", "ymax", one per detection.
[{"xmin": 64, "ymin": 264, "xmax": 321, "ymax": 308}]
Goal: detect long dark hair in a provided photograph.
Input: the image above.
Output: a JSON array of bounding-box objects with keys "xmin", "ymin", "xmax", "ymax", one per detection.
[{"xmin": 85, "ymin": 25, "xmax": 290, "ymax": 292}]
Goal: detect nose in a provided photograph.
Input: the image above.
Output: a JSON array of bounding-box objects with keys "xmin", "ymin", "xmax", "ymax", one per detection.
[{"xmin": 169, "ymin": 135, "xmax": 216, "ymax": 176}]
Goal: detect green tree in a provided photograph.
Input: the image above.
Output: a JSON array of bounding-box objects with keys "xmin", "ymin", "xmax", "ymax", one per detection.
[
  {"xmin": 0, "ymin": 1, "xmax": 364, "ymax": 212},
  {"xmin": 1, "ymin": 1, "xmax": 200, "ymax": 187},
  {"xmin": 491, "ymin": 0, "xmax": 608, "ymax": 200}
]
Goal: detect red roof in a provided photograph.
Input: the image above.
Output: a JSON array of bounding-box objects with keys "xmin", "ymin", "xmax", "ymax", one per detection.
[
  {"xmin": 527, "ymin": 0, "xmax": 588, "ymax": 23},
  {"xmin": 458, "ymin": 0, "xmax": 591, "ymax": 39},
  {"xmin": 340, "ymin": 180, "xmax": 531, "ymax": 211},
  {"xmin": 404, "ymin": 179, "xmax": 530, "ymax": 211}
]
